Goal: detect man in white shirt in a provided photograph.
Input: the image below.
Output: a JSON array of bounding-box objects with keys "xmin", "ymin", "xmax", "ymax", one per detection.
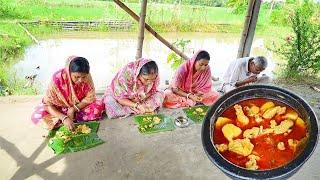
[{"xmin": 220, "ymin": 56, "xmax": 269, "ymax": 93}]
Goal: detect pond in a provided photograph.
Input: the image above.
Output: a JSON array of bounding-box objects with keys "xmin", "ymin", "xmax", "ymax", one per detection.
[{"xmin": 14, "ymin": 32, "xmax": 276, "ymax": 93}]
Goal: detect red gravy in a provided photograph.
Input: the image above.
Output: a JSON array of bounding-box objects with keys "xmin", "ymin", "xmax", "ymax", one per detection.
[{"xmin": 213, "ymin": 98, "xmax": 308, "ymax": 170}]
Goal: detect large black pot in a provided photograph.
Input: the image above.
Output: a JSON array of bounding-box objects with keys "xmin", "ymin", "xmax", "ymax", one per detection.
[{"xmin": 202, "ymin": 85, "xmax": 319, "ymax": 179}]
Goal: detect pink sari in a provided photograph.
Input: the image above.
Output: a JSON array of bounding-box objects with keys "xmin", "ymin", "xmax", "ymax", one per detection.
[
  {"xmin": 103, "ymin": 58, "xmax": 164, "ymax": 118},
  {"xmin": 164, "ymin": 50, "xmax": 219, "ymax": 108},
  {"xmin": 31, "ymin": 56, "xmax": 105, "ymax": 130}
]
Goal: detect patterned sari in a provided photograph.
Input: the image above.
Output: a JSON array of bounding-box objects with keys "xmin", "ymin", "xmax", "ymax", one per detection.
[
  {"xmin": 103, "ymin": 58, "xmax": 164, "ymax": 118},
  {"xmin": 31, "ymin": 56, "xmax": 104, "ymax": 130},
  {"xmin": 163, "ymin": 50, "xmax": 220, "ymax": 108}
]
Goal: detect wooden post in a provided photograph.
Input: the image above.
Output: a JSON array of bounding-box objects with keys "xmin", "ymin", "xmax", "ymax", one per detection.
[
  {"xmin": 237, "ymin": 0, "xmax": 262, "ymax": 58},
  {"xmin": 17, "ymin": 23, "xmax": 39, "ymax": 44},
  {"xmin": 136, "ymin": 0, "xmax": 147, "ymax": 60},
  {"xmin": 113, "ymin": 0, "xmax": 189, "ymax": 60}
]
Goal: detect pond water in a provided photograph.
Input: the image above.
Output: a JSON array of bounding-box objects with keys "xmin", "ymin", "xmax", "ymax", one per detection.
[{"xmin": 14, "ymin": 32, "xmax": 276, "ymax": 93}]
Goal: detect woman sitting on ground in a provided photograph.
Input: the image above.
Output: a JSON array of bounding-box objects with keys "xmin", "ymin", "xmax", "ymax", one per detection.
[
  {"xmin": 31, "ymin": 56, "xmax": 105, "ymax": 130},
  {"xmin": 103, "ymin": 58, "xmax": 164, "ymax": 119},
  {"xmin": 163, "ymin": 50, "xmax": 220, "ymax": 108}
]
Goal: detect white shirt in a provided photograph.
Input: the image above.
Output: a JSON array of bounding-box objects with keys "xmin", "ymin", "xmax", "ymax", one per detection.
[{"xmin": 220, "ymin": 57, "xmax": 254, "ymax": 93}]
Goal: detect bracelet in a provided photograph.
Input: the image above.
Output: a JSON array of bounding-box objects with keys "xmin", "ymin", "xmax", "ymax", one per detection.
[
  {"xmin": 186, "ymin": 93, "xmax": 192, "ymax": 99},
  {"xmin": 62, "ymin": 115, "xmax": 68, "ymax": 123},
  {"xmin": 73, "ymin": 104, "xmax": 80, "ymax": 112}
]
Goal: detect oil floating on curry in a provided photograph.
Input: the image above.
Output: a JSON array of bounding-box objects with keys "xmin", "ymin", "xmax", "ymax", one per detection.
[{"xmin": 213, "ymin": 99, "xmax": 309, "ymax": 170}]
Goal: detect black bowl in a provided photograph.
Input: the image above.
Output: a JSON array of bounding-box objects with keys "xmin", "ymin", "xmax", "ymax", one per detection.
[{"xmin": 202, "ymin": 85, "xmax": 319, "ymax": 179}]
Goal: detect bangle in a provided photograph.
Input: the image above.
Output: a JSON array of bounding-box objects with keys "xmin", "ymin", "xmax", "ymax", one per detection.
[
  {"xmin": 186, "ymin": 93, "xmax": 192, "ymax": 99},
  {"xmin": 134, "ymin": 102, "xmax": 139, "ymax": 108},
  {"xmin": 62, "ymin": 115, "xmax": 68, "ymax": 123},
  {"xmin": 73, "ymin": 104, "xmax": 80, "ymax": 112}
]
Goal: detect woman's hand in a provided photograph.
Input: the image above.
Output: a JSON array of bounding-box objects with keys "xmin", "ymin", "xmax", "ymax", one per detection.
[
  {"xmin": 189, "ymin": 94, "xmax": 203, "ymax": 102},
  {"xmin": 63, "ymin": 117, "xmax": 75, "ymax": 131},
  {"xmin": 67, "ymin": 107, "xmax": 76, "ymax": 121},
  {"xmin": 136, "ymin": 104, "xmax": 146, "ymax": 114}
]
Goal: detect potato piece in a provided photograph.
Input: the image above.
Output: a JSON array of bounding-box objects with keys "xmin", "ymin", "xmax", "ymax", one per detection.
[
  {"xmin": 277, "ymin": 142, "xmax": 285, "ymax": 150},
  {"xmin": 153, "ymin": 117, "xmax": 161, "ymax": 124},
  {"xmin": 216, "ymin": 144, "xmax": 228, "ymax": 152},
  {"xmin": 243, "ymin": 127, "xmax": 260, "ymax": 139},
  {"xmin": 245, "ymin": 105, "xmax": 260, "ymax": 117},
  {"xmin": 295, "ymin": 117, "xmax": 305, "ymax": 128},
  {"xmin": 246, "ymin": 155, "xmax": 260, "ymax": 170},
  {"xmin": 222, "ymin": 124, "xmax": 242, "ymax": 142},
  {"xmin": 260, "ymin": 101, "xmax": 275, "ymax": 113},
  {"xmin": 263, "ymin": 106, "xmax": 281, "ymax": 119},
  {"xmin": 274, "ymin": 120, "xmax": 294, "ymax": 134},
  {"xmin": 234, "ymin": 104, "xmax": 249, "ymax": 125},
  {"xmin": 254, "ymin": 115, "xmax": 263, "ymax": 123},
  {"xmin": 228, "ymin": 139, "xmax": 254, "ymax": 156},
  {"xmin": 215, "ymin": 117, "xmax": 232, "ymax": 128},
  {"xmin": 283, "ymin": 111, "xmax": 299, "ymax": 120}
]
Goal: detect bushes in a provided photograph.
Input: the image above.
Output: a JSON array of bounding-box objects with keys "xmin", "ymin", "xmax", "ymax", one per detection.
[
  {"xmin": 0, "ymin": 0, "xmax": 25, "ymax": 19},
  {"xmin": 274, "ymin": 2, "xmax": 320, "ymax": 78}
]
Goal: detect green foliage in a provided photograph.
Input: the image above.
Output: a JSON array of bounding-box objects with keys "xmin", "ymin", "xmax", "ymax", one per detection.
[
  {"xmin": 269, "ymin": 9, "xmax": 291, "ymax": 26},
  {"xmin": 167, "ymin": 39, "xmax": 191, "ymax": 70},
  {"xmin": 226, "ymin": 0, "xmax": 248, "ymax": 14},
  {"xmin": 274, "ymin": 2, "xmax": 320, "ymax": 78},
  {"xmin": 0, "ymin": 0, "xmax": 25, "ymax": 19}
]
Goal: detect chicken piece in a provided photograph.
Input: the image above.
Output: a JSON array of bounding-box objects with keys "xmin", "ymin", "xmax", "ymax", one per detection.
[
  {"xmin": 277, "ymin": 107, "xmax": 286, "ymax": 115},
  {"xmin": 243, "ymin": 127, "xmax": 260, "ymax": 139},
  {"xmin": 273, "ymin": 120, "xmax": 294, "ymax": 134},
  {"xmin": 244, "ymin": 105, "xmax": 260, "ymax": 117},
  {"xmin": 234, "ymin": 104, "xmax": 249, "ymax": 125},
  {"xmin": 228, "ymin": 138, "xmax": 254, "ymax": 156},
  {"xmin": 153, "ymin": 117, "xmax": 161, "ymax": 124},
  {"xmin": 246, "ymin": 154, "xmax": 260, "ymax": 170},
  {"xmin": 222, "ymin": 124, "xmax": 242, "ymax": 142},
  {"xmin": 260, "ymin": 121, "xmax": 276, "ymax": 135},
  {"xmin": 283, "ymin": 111, "xmax": 299, "ymax": 120},
  {"xmin": 277, "ymin": 142, "xmax": 285, "ymax": 150},
  {"xmin": 196, "ymin": 107, "xmax": 204, "ymax": 113},
  {"xmin": 295, "ymin": 117, "xmax": 305, "ymax": 128},
  {"xmin": 260, "ymin": 101, "xmax": 275, "ymax": 113},
  {"xmin": 216, "ymin": 144, "xmax": 228, "ymax": 153},
  {"xmin": 270, "ymin": 120, "xmax": 277, "ymax": 129},
  {"xmin": 254, "ymin": 115, "xmax": 263, "ymax": 123},
  {"xmin": 288, "ymin": 139, "xmax": 299, "ymax": 152},
  {"xmin": 215, "ymin": 117, "xmax": 232, "ymax": 128},
  {"xmin": 262, "ymin": 128, "xmax": 274, "ymax": 134},
  {"xmin": 75, "ymin": 124, "xmax": 91, "ymax": 134},
  {"xmin": 263, "ymin": 106, "xmax": 281, "ymax": 119}
]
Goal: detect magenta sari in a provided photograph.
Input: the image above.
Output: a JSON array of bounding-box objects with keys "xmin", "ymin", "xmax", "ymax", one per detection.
[
  {"xmin": 163, "ymin": 50, "xmax": 220, "ymax": 108},
  {"xmin": 103, "ymin": 58, "xmax": 164, "ymax": 118},
  {"xmin": 31, "ymin": 56, "xmax": 105, "ymax": 130}
]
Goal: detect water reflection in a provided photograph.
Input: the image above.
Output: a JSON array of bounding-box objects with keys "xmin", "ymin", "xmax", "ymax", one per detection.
[{"xmin": 14, "ymin": 32, "xmax": 276, "ymax": 93}]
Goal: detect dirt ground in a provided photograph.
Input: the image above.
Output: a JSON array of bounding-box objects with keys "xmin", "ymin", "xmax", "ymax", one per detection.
[{"xmin": 0, "ymin": 84, "xmax": 319, "ymax": 180}]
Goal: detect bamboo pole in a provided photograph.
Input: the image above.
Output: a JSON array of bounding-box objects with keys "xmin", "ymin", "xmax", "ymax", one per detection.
[
  {"xmin": 113, "ymin": 0, "xmax": 188, "ymax": 60},
  {"xmin": 17, "ymin": 23, "xmax": 39, "ymax": 44},
  {"xmin": 237, "ymin": 0, "xmax": 262, "ymax": 58},
  {"xmin": 135, "ymin": 0, "xmax": 147, "ymax": 60}
]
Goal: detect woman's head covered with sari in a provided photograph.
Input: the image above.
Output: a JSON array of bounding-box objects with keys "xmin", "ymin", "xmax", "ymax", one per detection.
[
  {"xmin": 172, "ymin": 50, "xmax": 212, "ymax": 94},
  {"xmin": 109, "ymin": 58, "xmax": 160, "ymax": 101},
  {"xmin": 43, "ymin": 56, "xmax": 96, "ymax": 107}
]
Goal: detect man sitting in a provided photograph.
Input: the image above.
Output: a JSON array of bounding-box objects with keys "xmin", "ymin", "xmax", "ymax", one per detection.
[{"xmin": 220, "ymin": 56, "xmax": 270, "ymax": 93}]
